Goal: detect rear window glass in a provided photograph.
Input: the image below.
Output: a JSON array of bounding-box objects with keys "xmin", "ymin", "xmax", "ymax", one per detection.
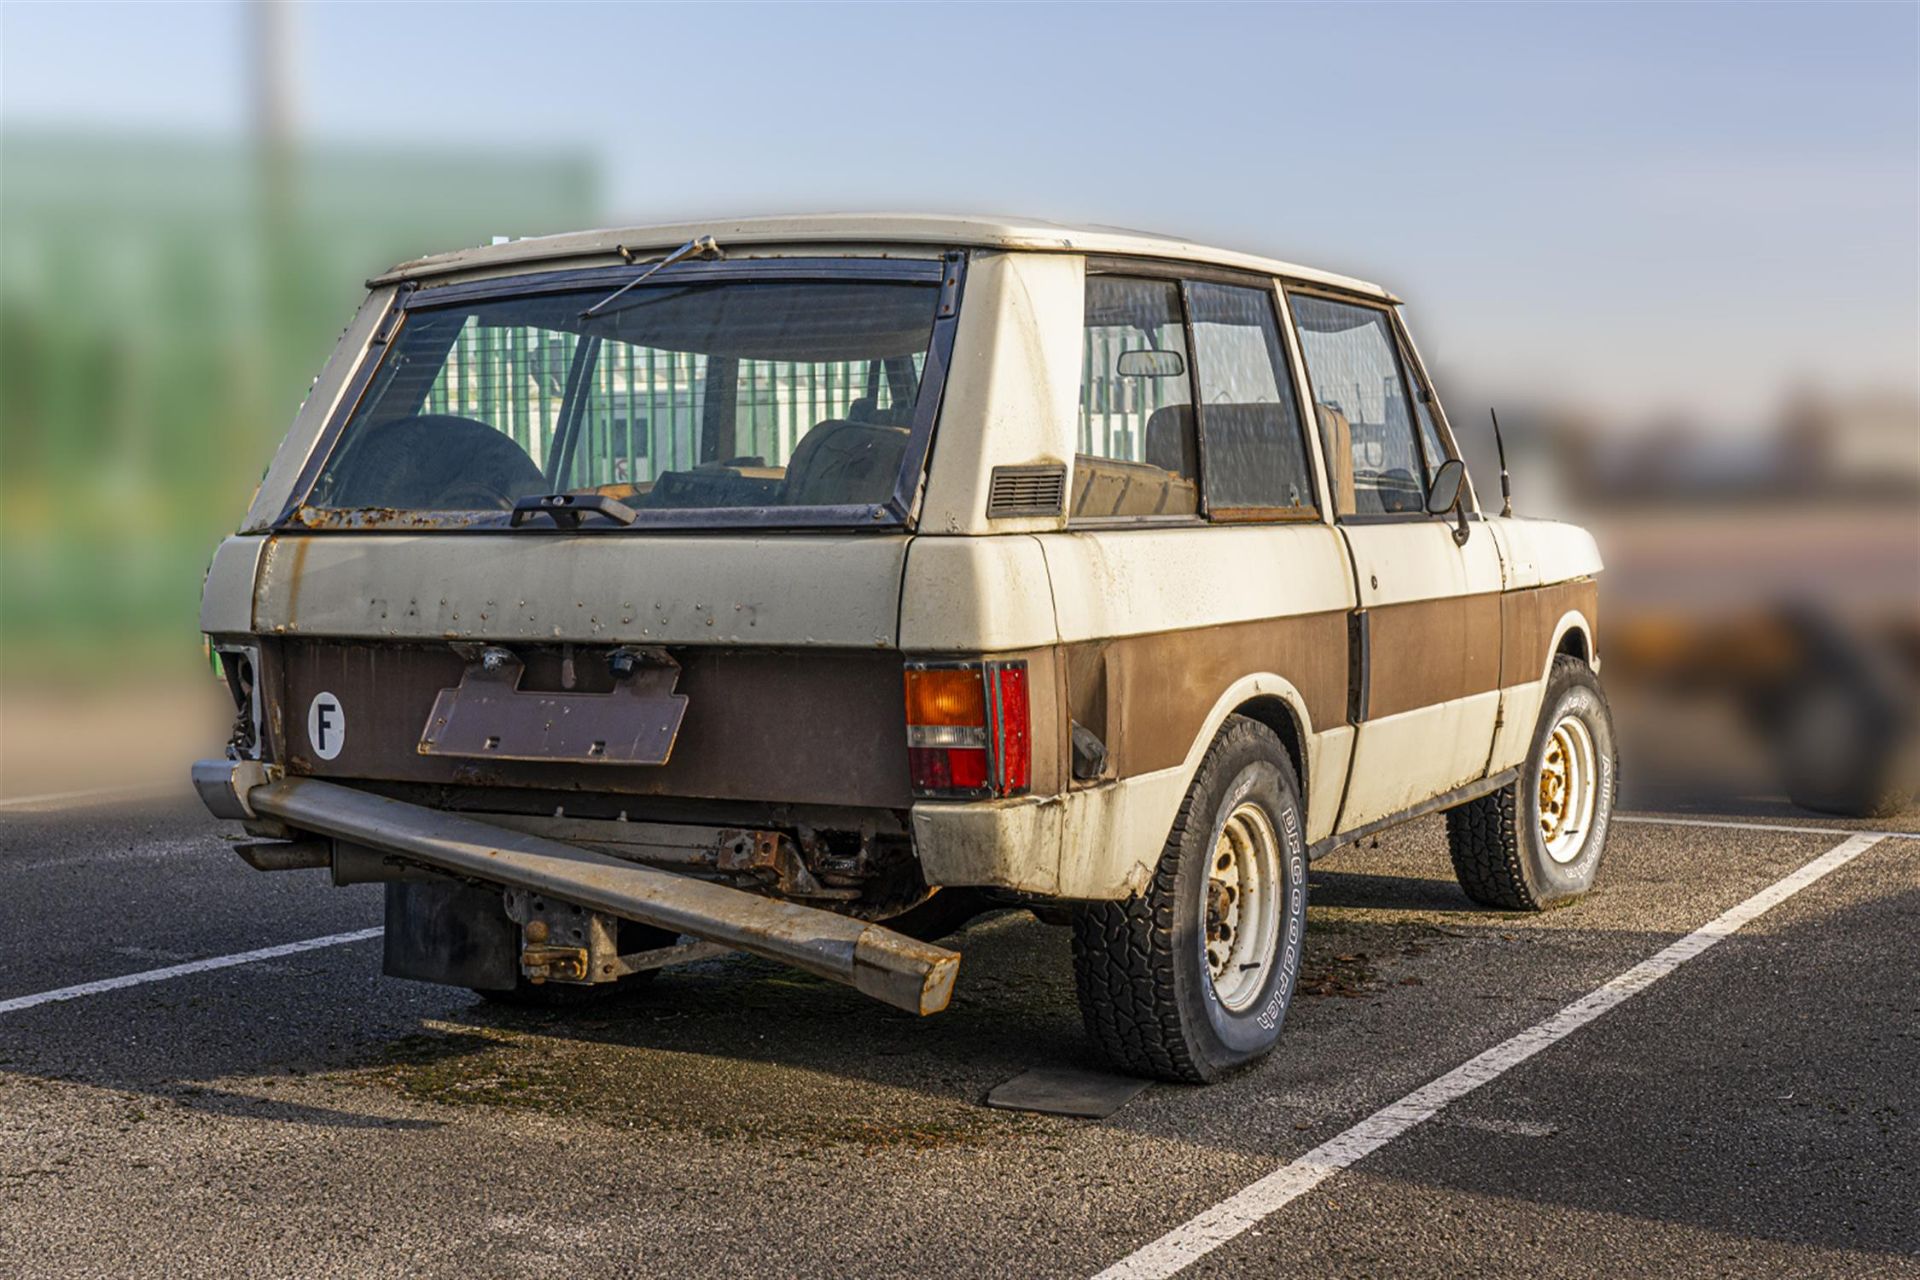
[
  {"xmin": 1074, "ymin": 276, "xmax": 1198, "ymax": 519},
  {"xmin": 305, "ymin": 278, "xmax": 941, "ymax": 520}
]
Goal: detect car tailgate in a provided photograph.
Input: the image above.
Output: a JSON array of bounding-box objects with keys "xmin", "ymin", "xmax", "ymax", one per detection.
[{"xmin": 250, "ymin": 531, "xmax": 909, "ymax": 648}]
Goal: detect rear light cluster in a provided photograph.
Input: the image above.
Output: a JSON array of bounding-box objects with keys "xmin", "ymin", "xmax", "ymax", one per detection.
[{"xmin": 904, "ymin": 660, "xmax": 1030, "ymax": 798}]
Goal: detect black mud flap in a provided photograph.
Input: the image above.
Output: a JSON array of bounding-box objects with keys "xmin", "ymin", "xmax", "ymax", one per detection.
[{"xmin": 383, "ymin": 880, "xmax": 519, "ymax": 991}]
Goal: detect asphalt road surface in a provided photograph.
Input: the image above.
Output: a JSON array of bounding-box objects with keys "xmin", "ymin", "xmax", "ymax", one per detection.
[{"xmin": 2, "ymin": 788, "xmax": 1914, "ymax": 1278}]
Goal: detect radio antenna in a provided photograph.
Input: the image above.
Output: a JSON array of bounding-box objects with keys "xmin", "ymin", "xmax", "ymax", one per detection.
[{"xmin": 1489, "ymin": 407, "xmax": 1514, "ymax": 517}]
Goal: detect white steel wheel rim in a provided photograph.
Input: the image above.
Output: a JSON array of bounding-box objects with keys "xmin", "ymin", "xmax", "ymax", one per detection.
[
  {"xmin": 1538, "ymin": 713, "xmax": 1598, "ymax": 865},
  {"xmin": 1203, "ymin": 801, "xmax": 1283, "ymax": 1011}
]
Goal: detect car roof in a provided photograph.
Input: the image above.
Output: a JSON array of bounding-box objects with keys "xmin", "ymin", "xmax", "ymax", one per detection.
[{"xmin": 369, "ymin": 213, "xmax": 1395, "ymax": 300}]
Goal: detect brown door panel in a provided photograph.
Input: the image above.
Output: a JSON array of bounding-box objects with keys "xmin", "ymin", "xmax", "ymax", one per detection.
[{"xmin": 1365, "ymin": 592, "xmax": 1503, "ymax": 719}]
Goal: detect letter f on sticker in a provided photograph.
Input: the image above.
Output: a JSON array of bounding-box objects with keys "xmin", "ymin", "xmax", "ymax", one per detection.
[{"xmin": 307, "ymin": 691, "xmax": 344, "ymax": 760}]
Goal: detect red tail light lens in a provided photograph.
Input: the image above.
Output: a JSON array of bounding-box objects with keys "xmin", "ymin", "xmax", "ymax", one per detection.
[
  {"xmin": 904, "ymin": 660, "xmax": 1030, "ymax": 798},
  {"xmin": 990, "ymin": 663, "xmax": 1030, "ymax": 794}
]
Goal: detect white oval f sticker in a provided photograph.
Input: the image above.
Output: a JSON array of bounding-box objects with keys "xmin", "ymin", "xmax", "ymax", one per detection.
[{"xmin": 307, "ymin": 691, "xmax": 346, "ymax": 761}]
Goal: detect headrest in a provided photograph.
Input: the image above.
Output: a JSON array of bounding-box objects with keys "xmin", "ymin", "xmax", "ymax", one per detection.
[
  {"xmin": 847, "ymin": 395, "xmax": 915, "ymax": 427},
  {"xmin": 1144, "ymin": 404, "xmax": 1196, "ymax": 476},
  {"xmin": 1147, "ymin": 403, "xmax": 1298, "ymax": 477},
  {"xmin": 1199, "ymin": 403, "xmax": 1288, "ymax": 451},
  {"xmin": 782, "ymin": 418, "xmax": 911, "ymax": 506}
]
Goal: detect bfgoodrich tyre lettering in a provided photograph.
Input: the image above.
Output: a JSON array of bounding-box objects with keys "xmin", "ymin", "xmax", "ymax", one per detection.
[{"xmin": 1071, "ymin": 716, "xmax": 1309, "ymax": 1083}]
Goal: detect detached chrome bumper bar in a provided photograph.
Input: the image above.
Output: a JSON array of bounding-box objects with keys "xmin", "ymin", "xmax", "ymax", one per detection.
[{"xmin": 190, "ymin": 761, "xmax": 960, "ymax": 1016}]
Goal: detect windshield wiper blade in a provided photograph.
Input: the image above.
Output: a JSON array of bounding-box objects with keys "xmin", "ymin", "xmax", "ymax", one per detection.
[
  {"xmin": 579, "ymin": 235, "xmax": 723, "ymax": 320},
  {"xmin": 510, "ymin": 493, "xmax": 638, "ymax": 529}
]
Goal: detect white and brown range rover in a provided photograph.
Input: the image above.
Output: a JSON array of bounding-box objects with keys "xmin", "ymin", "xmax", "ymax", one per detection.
[{"xmin": 194, "ymin": 215, "xmax": 1616, "ymax": 1083}]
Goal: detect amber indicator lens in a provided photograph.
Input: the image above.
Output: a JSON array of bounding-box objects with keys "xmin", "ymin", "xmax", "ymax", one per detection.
[
  {"xmin": 904, "ymin": 661, "xmax": 1030, "ymax": 799},
  {"xmin": 904, "ymin": 667, "xmax": 987, "ymax": 727}
]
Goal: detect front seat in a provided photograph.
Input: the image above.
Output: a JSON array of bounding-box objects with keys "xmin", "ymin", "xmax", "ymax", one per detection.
[
  {"xmin": 1315, "ymin": 404, "xmax": 1356, "ymax": 514},
  {"xmin": 1142, "ymin": 405, "xmax": 1198, "ymax": 478}
]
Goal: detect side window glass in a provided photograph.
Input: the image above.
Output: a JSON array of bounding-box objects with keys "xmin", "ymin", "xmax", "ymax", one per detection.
[
  {"xmin": 1411, "ymin": 391, "xmax": 1448, "ymax": 485},
  {"xmin": 1074, "ymin": 276, "xmax": 1197, "ymax": 519},
  {"xmin": 1187, "ymin": 282, "xmax": 1315, "ymax": 516},
  {"xmin": 1288, "ymin": 294, "xmax": 1425, "ymax": 517},
  {"xmin": 1400, "ymin": 344, "xmax": 1451, "ymax": 485}
]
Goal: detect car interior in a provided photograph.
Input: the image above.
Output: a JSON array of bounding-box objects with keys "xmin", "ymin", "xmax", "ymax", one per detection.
[{"xmin": 312, "ymin": 280, "xmax": 939, "ymax": 516}]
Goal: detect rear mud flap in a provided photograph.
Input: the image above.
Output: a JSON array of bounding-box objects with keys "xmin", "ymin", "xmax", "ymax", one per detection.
[{"xmin": 383, "ymin": 880, "xmax": 519, "ymax": 991}]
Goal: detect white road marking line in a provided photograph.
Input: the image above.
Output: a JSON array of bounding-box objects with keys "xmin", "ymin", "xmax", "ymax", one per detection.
[
  {"xmin": 0, "ymin": 782, "xmax": 179, "ymax": 812},
  {"xmin": 0, "ymin": 928, "xmax": 384, "ymax": 1017},
  {"xmin": 1618, "ymin": 813, "xmax": 1918, "ymax": 839},
  {"xmin": 1093, "ymin": 832, "xmax": 1892, "ymax": 1280}
]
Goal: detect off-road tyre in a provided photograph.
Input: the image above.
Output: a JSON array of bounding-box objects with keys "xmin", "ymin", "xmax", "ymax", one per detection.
[
  {"xmin": 1448, "ymin": 656, "xmax": 1618, "ymax": 910},
  {"xmin": 1071, "ymin": 717, "xmax": 1308, "ymax": 1084}
]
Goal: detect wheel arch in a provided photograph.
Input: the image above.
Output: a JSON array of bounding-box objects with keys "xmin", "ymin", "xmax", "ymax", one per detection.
[
  {"xmin": 1226, "ymin": 694, "xmax": 1309, "ymax": 809},
  {"xmin": 1176, "ymin": 673, "xmax": 1316, "ymax": 825},
  {"xmin": 1051, "ymin": 673, "xmax": 1330, "ymax": 903},
  {"xmin": 1546, "ymin": 608, "xmax": 1597, "ymax": 680}
]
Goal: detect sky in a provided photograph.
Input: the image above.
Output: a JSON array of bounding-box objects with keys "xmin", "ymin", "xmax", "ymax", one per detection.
[{"xmin": 4, "ymin": 0, "xmax": 1916, "ymax": 431}]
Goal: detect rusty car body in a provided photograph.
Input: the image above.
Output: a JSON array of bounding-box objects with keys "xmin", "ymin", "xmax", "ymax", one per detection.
[{"xmin": 194, "ymin": 216, "xmax": 1617, "ymax": 1081}]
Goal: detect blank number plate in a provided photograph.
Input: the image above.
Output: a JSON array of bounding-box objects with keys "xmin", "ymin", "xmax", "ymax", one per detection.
[{"xmin": 418, "ymin": 654, "xmax": 687, "ymax": 765}]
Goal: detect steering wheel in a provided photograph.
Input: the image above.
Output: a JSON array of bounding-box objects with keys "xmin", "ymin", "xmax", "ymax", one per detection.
[{"xmin": 323, "ymin": 414, "xmax": 547, "ymax": 510}]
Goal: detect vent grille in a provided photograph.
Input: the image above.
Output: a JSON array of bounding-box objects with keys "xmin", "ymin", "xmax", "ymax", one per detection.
[{"xmin": 987, "ymin": 465, "xmax": 1067, "ymax": 518}]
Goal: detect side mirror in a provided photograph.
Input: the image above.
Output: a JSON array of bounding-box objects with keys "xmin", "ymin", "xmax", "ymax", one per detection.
[
  {"xmin": 1425, "ymin": 458, "xmax": 1470, "ymax": 545},
  {"xmin": 1425, "ymin": 458, "xmax": 1466, "ymax": 515},
  {"xmin": 1115, "ymin": 348, "xmax": 1186, "ymax": 378}
]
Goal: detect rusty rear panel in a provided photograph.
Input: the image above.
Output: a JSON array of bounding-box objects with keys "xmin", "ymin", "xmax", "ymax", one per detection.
[
  {"xmin": 1063, "ymin": 612, "xmax": 1349, "ymax": 779},
  {"xmin": 267, "ymin": 639, "xmax": 914, "ymax": 809}
]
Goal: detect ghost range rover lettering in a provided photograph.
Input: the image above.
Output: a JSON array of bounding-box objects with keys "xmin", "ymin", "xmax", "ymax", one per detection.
[{"xmin": 193, "ymin": 215, "xmax": 1614, "ymax": 1082}]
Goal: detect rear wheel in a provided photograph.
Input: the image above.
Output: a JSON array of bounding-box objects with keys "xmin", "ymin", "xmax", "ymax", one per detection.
[
  {"xmin": 1448, "ymin": 656, "xmax": 1617, "ymax": 910},
  {"xmin": 1071, "ymin": 717, "xmax": 1308, "ymax": 1083}
]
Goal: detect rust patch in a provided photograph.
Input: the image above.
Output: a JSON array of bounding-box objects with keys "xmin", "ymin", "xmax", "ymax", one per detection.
[
  {"xmin": 280, "ymin": 535, "xmax": 311, "ymax": 632},
  {"xmin": 286, "ymin": 506, "xmax": 495, "ymax": 531}
]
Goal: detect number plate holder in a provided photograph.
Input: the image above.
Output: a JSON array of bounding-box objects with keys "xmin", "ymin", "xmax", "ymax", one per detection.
[{"xmin": 418, "ymin": 649, "xmax": 687, "ymax": 765}]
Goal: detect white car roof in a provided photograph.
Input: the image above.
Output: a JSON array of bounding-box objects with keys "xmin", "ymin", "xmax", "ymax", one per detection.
[{"xmin": 369, "ymin": 213, "xmax": 1395, "ymax": 300}]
